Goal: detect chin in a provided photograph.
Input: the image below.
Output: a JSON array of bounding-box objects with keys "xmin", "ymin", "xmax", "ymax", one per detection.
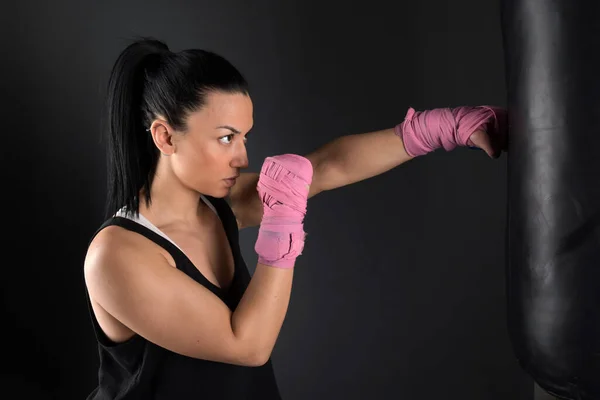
[
  {"xmin": 202, "ymin": 187, "xmax": 230, "ymax": 199},
  {"xmin": 197, "ymin": 180, "xmax": 233, "ymax": 199},
  {"xmin": 214, "ymin": 190, "xmax": 230, "ymax": 198}
]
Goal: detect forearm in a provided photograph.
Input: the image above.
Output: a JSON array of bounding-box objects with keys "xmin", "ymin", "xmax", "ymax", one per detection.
[
  {"xmin": 231, "ymin": 262, "xmax": 294, "ymax": 365},
  {"xmin": 231, "ymin": 128, "xmax": 411, "ymax": 229},
  {"xmin": 307, "ymin": 127, "xmax": 413, "ymax": 192},
  {"xmin": 232, "ymin": 105, "xmax": 502, "ymax": 229}
]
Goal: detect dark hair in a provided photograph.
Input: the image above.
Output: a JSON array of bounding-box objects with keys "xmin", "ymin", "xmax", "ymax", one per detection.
[{"xmin": 103, "ymin": 37, "xmax": 249, "ymax": 219}]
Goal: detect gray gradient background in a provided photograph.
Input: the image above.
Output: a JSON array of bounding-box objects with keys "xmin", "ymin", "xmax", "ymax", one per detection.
[{"xmin": 0, "ymin": 0, "xmax": 533, "ymax": 398}]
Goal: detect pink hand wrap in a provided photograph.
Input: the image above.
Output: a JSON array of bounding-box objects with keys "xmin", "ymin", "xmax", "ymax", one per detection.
[
  {"xmin": 254, "ymin": 154, "xmax": 313, "ymax": 269},
  {"xmin": 395, "ymin": 106, "xmax": 505, "ymax": 157}
]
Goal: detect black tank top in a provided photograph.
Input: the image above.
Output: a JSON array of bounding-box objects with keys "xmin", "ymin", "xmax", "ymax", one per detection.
[{"xmin": 84, "ymin": 195, "xmax": 282, "ymax": 400}]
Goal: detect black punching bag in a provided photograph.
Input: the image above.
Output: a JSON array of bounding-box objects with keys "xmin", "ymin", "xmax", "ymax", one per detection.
[{"xmin": 502, "ymin": 0, "xmax": 600, "ymax": 399}]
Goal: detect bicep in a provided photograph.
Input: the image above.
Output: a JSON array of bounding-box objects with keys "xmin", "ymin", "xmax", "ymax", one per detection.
[{"xmin": 84, "ymin": 230, "xmax": 255, "ymax": 366}]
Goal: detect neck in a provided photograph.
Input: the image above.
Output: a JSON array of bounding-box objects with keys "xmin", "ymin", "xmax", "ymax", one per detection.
[{"xmin": 138, "ymin": 159, "xmax": 204, "ymax": 228}]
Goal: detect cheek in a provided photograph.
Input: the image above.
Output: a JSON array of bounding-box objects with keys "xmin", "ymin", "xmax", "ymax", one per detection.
[{"xmin": 174, "ymin": 140, "xmax": 224, "ymax": 181}]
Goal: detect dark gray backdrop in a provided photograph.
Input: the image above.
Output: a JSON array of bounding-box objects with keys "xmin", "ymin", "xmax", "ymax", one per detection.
[{"xmin": 0, "ymin": 0, "xmax": 532, "ymax": 399}]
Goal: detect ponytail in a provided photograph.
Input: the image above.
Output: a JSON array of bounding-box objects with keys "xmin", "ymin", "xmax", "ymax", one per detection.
[{"xmin": 104, "ymin": 38, "xmax": 168, "ymax": 219}]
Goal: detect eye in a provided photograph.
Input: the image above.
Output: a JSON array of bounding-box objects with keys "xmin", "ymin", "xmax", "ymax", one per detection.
[
  {"xmin": 219, "ymin": 134, "xmax": 249, "ymax": 145},
  {"xmin": 219, "ymin": 134, "xmax": 235, "ymax": 144}
]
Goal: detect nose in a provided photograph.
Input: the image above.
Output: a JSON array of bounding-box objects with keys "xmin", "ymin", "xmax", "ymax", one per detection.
[{"xmin": 231, "ymin": 141, "xmax": 249, "ymax": 169}]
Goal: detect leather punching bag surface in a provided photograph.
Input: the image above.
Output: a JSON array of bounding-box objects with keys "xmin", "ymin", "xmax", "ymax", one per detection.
[{"xmin": 501, "ymin": 1, "xmax": 600, "ymax": 399}]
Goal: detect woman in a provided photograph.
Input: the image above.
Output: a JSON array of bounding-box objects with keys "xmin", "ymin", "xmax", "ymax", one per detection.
[{"xmin": 83, "ymin": 37, "xmax": 506, "ymax": 399}]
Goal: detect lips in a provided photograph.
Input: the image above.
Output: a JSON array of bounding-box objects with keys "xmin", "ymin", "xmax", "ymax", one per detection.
[{"xmin": 223, "ymin": 175, "xmax": 239, "ymax": 188}]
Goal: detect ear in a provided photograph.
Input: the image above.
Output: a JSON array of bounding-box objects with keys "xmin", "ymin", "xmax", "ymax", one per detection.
[{"xmin": 149, "ymin": 119, "xmax": 175, "ymax": 156}]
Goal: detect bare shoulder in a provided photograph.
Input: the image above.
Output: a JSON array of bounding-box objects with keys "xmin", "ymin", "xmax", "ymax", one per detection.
[
  {"xmin": 86, "ymin": 224, "xmax": 157, "ymax": 267},
  {"xmin": 86, "ymin": 225, "xmax": 155, "ymax": 284},
  {"xmin": 86, "ymin": 224, "xmax": 136, "ymax": 263},
  {"xmin": 83, "ymin": 223, "xmax": 181, "ymax": 318}
]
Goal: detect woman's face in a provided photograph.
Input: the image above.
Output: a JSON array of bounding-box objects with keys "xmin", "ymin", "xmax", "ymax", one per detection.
[{"xmin": 167, "ymin": 91, "xmax": 253, "ymax": 198}]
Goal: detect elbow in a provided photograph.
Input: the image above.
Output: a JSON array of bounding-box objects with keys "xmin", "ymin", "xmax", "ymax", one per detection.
[
  {"xmin": 248, "ymin": 355, "xmax": 270, "ymax": 367},
  {"xmin": 233, "ymin": 339, "xmax": 272, "ymax": 367},
  {"xmin": 240, "ymin": 347, "xmax": 271, "ymax": 367},
  {"xmin": 231, "ymin": 326, "xmax": 273, "ymax": 367},
  {"xmin": 230, "ymin": 324, "xmax": 274, "ymax": 367}
]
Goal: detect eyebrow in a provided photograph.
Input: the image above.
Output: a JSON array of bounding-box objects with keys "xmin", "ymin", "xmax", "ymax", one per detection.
[{"xmin": 216, "ymin": 125, "xmax": 241, "ymax": 134}]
